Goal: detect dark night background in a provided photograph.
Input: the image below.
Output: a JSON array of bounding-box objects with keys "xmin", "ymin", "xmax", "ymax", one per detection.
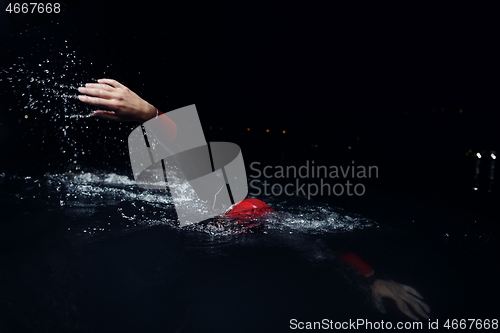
[{"xmin": 1, "ymin": 2, "xmax": 498, "ymax": 229}]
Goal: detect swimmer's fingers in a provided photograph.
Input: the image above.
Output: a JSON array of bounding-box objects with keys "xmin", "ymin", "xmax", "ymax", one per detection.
[
  {"xmin": 77, "ymin": 78, "xmax": 156, "ymax": 122},
  {"xmin": 401, "ymin": 285, "xmax": 430, "ymax": 317},
  {"xmin": 405, "ymin": 295, "xmax": 430, "ymax": 317},
  {"xmin": 84, "ymin": 83, "xmax": 115, "ymax": 92},
  {"xmin": 395, "ymin": 299, "xmax": 419, "ymax": 321},
  {"xmin": 374, "ymin": 280, "xmax": 430, "ymax": 321},
  {"xmin": 91, "ymin": 110, "xmax": 121, "ymax": 121},
  {"xmin": 97, "ymin": 78, "xmax": 126, "ymax": 89},
  {"xmin": 418, "ymin": 298, "xmax": 430, "ymax": 314},
  {"xmin": 403, "ymin": 285, "xmax": 423, "ymax": 299},
  {"xmin": 398, "ymin": 289, "xmax": 430, "ymax": 320},
  {"xmin": 77, "ymin": 94, "xmax": 115, "ymax": 108},
  {"xmin": 78, "ymin": 87, "xmax": 114, "ymax": 100}
]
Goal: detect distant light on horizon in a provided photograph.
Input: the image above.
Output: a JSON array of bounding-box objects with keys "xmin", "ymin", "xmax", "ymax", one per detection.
[
  {"xmin": 247, "ymin": 127, "xmax": 251, "ymax": 131},
  {"xmin": 266, "ymin": 129, "xmax": 270, "ymax": 133},
  {"xmin": 24, "ymin": 115, "xmax": 28, "ymax": 119},
  {"xmin": 282, "ymin": 130, "xmax": 286, "ymax": 134},
  {"xmin": 476, "ymin": 153, "xmax": 482, "ymax": 158},
  {"xmin": 492, "ymin": 153, "xmax": 496, "ymax": 160}
]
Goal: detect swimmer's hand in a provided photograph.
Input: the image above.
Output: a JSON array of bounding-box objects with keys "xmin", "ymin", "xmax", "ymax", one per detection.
[
  {"xmin": 77, "ymin": 79, "xmax": 156, "ymax": 123},
  {"xmin": 371, "ymin": 279, "xmax": 430, "ymax": 321}
]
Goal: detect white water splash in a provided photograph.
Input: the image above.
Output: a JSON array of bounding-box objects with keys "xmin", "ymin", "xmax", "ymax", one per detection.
[{"xmin": 43, "ymin": 171, "xmax": 376, "ymax": 236}]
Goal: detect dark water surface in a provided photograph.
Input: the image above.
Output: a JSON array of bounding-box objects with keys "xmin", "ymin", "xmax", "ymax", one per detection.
[{"xmin": 0, "ymin": 172, "xmax": 498, "ymax": 332}]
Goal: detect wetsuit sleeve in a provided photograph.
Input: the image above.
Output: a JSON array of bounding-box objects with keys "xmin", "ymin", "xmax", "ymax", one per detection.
[
  {"xmin": 312, "ymin": 239, "xmax": 376, "ymax": 282},
  {"xmin": 155, "ymin": 110, "xmax": 177, "ymax": 144},
  {"xmin": 338, "ymin": 252, "xmax": 374, "ymax": 277}
]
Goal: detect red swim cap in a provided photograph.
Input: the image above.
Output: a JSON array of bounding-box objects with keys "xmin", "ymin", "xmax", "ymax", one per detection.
[
  {"xmin": 224, "ymin": 198, "xmax": 274, "ymax": 218},
  {"xmin": 223, "ymin": 198, "xmax": 274, "ymax": 230}
]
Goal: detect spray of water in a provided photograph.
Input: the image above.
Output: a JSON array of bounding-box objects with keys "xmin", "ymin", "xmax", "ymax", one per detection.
[{"xmin": 0, "ymin": 44, "xmax": 130, "ymax": 170}]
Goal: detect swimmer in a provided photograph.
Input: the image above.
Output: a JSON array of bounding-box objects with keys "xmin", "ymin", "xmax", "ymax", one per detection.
[{"xmin": 77, "ymin": 78, "xmax": 431, "ymax": 321}]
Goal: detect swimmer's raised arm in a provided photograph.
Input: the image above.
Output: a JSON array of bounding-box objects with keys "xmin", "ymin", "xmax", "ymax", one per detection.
[{"xmin": 77, "ymin": 79, "xmax": 157, "ymax": 123}]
